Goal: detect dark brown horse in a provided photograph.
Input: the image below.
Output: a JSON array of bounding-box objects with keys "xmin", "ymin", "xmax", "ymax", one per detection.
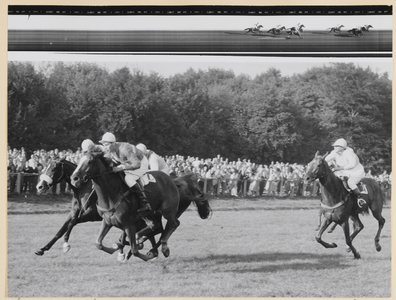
[
  {"xmin": 35, "ymin": 159, "xmax": 101, "ymax": 255},
  {"xmin": 121, "ymin": 172, "xmax": 212, "ymax": 260},
  {"xmin": 70, "ymin": 152, "xmax": 180, "ymax": 261},
  {"xmin": 305, "ymin": 151, "xmax": 386, "ymax": 259},
  {"xmin": 35, "ymin": 159, "xmax": 211, "ymax": 259}
]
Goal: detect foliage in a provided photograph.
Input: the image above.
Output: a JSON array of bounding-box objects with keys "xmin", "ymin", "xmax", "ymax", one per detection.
[{"xmin": 7, "ymin": 61, "xmax": 392, "ymax": 173}]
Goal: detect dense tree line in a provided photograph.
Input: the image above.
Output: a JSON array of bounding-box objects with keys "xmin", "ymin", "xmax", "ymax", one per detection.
[{"xmin": 8, "ymin": 61, "xmax": 392, "ymax": 173}]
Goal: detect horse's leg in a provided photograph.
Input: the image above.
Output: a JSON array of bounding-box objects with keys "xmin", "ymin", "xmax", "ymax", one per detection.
[
  {"xmin": 315, "ymin": 210, "xmax": 322, "ymax": 231},
  {"xmin": 35, "ymin": 212, "xmax": 73, "ymax": 256},
  {"xmin": 63, "ymin": 206, "xmax": 104, "ymax": 253},
  {"xmin": 127, "ymin": 234, "xmax": 159, "ymax": 260},
  {"xmin": 95, "ymin": 220, "xmax": 120, "ymax": 255},
  {"xmin": 124, "ymin": 225, "xmax": 153, "ymax": 261},
  {"xmin": 158, "ymin": 216, "xmax": 180, "ymax": 258},
  {"xmin": 315, "ymin": 216, "xmax": 337, "ymax": 248},
  {"xmin": 328, "ymin": 222, "xmax": 338, "ymax": 233},
  {"xmin": 344, "ymin": 215, "xmax": 364, "ymax": 252},
  {"xmin": 341, "ymin": 220, "xmax": 361, "ymax": 259},
  {"xmin": 370, "ymin": 208, "xmax": 386, "ymax": 252}
]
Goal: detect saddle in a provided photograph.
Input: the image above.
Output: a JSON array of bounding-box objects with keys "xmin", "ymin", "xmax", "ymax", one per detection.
[{"xmin": 340, "ymin": 176, "xmax": 368, "ymax": 194}]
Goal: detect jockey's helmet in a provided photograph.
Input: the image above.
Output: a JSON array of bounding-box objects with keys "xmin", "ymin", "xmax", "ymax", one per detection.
[
  {"xmin": 81, "ymin": 139, "xmax": 94, "ymax": 153},
  {"xmin": 332, "ymin": 138, "xmax": 347, "ymax": 149},
  {"xmin": 136, "ymin": 143, "xmax": 147, "ymax": 154},
  {"xmin": 99, "ymin": 132, "xmax": 116, "ymax": 144}
]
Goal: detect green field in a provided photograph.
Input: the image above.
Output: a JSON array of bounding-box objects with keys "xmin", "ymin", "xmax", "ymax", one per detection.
[{"xmin": 7, "ymin": 194, "xmax": 391, "ymax": 297}]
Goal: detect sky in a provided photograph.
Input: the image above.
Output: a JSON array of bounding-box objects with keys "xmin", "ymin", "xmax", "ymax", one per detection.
[{"xmin": 8, "ymin": 14, "xmax": 392, "ymax": 31}]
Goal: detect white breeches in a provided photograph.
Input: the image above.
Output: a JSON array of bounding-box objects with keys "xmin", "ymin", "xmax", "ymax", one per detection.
[{"xmin": 334, "ymin": 168, "xmax": 365, "ymax": 190}]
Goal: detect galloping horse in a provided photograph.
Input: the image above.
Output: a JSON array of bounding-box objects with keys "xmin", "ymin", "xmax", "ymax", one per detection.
[
  {"xmin": 361, "ymin": 25, "xmax": 373, "ymax": 32},
  {"xmin": 35, "ymin": 159, "xmax": 211, "ymax": 259},
  {"xmin": 305, "ymin": 151, "xmax": 386, "ymax": 259},
  {"xmin": 245, "ymin": 24, "xmax": 263, "ymax": 34},
  {"xmin": 267, "ymin": 26, "xmax": 286, "ymax": 35},
  {"xmin": 35, "ymin": 159, "xmax": 100, "ymax": 255},
  {"xmin": 120, "ymin": 172, "xmax": 212, "ymax": 260},
  {"xmin": 287, "ymin": 24, "xmax": 305, "ymax": 38},
  {"xmin": 327, "ymin": 25, "xmax": 344, "ymax": 34},
  {"xmin": 70, "ymin": 152, "xmax": 180, "ymax": 261},
  {"xmin": 348, "ymin": 27, "xmax": 363, "ymax": 36}
]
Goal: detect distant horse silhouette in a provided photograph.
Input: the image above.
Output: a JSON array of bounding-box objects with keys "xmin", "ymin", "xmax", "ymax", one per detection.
[
  {"xmin": 245, "ymin": 24, "xmax": 263, "ymax": 34},
  {"xmin": 361, "ymin": 24, "xmax": 373, "ymax": 32},
  {"xmin": 348, "ymin": 27, "xmax": 363, "ymax": 36},
  {"xmin": 287, "ymin": 24, "xmax": 305, "ymax": 38},
  {"xmin": 267, "ymin": 26, "xmax": 286, "ymax": 35},
  {"xmin": 305, "ymin": 151, "xmax": 386, "ymax": 259},
  {"xmin": 70, "ymin": 152, "xmax": 181, "ymax": 261},
  {"xmin": 327, "ymin": 24, "xmax": 344, "ymax": 34},
  {"xmin": 36, "ymin": 159, "xmax": 211, "ymax": 260}
]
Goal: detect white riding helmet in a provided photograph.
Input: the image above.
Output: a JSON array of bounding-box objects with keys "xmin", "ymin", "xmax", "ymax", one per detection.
[
  {"xmin": 99, "ymin": 132, "xmax": 116, "ymax": 144},
  {"xmin": 81, "ymin": 139, "xmax": 95, "ymax": 153},
  {"xmin": 332, "ymin": 138, "xmax": 347, "ymax": 149},
  {"xmin": 136, "ymin": 143, "xmax": 147, "ymax": 154}
]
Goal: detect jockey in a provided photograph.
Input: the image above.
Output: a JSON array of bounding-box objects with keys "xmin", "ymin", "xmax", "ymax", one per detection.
[
  {"xmin": 98, "ymin": 132, "xmax": 152, "ymax": 216},
  {"xmin": 136, "ymin": 143, "xmax": 170, "ymax": 175},
  {"xmin": 81, "ymin": 139, "xmax": 103, "ymax": 154},
  {"xmin": 325, "ymin": 138, "xmax": 366, "ymax": 208}
]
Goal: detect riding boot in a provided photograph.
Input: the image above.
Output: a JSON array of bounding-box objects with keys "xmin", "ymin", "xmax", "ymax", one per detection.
[
  {"xmin": 352, "ymin": 187, "xmax": 366, "ymax": 208},
  {"xmin": 133, "ymin": 180, "xmax": 152, "ymax": 216}
]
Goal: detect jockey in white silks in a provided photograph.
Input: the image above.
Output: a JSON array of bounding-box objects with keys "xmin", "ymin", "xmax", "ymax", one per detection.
[
  {"xmin": 136, "ymin": 143, "xmax": 170, "ymax": 175},
  {"xmin": 325, "ymin": 138, "xmax": 366, "ymax": 207},
  {"xmin": 95, "ymin": 132, "xmax": 152, "ymax": 215}
]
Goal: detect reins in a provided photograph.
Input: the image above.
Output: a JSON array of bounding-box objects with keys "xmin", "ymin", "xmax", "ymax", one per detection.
[{"xmin": 312, "ymin": 158, "xmax": 349, "ymax": 210}]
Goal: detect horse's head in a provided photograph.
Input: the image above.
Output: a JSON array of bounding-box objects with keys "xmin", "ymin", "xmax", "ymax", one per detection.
[
  {"xmin": 71, "ymin": 151, "xmax": 106, "ymax": 188},
  {"xmin": 36, "ymin": 159, "xmax": 67, "ymax": 194},
  {"xmin": 304, "ymin": 151, "xmax": 329, "ymax": 184}
]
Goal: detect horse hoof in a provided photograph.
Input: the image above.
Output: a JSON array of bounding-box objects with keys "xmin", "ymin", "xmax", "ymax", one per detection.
[
  {"xmin": 63, "ymin": 242, "xmax": 71, "ymax": 253},
  {"xmin": 331, "ymin": 243, "xmax": 337, "ymax": 248},
  {"xmin": 162, "ymin": 247, "xmax": 170, "ymax": 258},
  {"xmin": 117, "ymin": 252, "xmax": 126, "ymax": 262},
  {"xmin": 35, "ymin": 250, "xmax": 44, "ymax": 256},
  {"xmin": 376, "ymin": 245, "xmax": 382, "ymax": 252},
  {"xmin": 346, "ymin": 246, "xmax": 351, "ymax": 253},
  {"xmin": 112, "ymin": 242, "xmax": 123, "ymax": 250},
  {"xmin": 138, "ymin": 243, "xmax": 144, "ymax": 250},
  {"xmin": 147, "ymin": 250, "xmax": 158, "ymax": 260},
  {"xmin": 354, "ymin": 253, "xmax": 361, "ymax": 259}
]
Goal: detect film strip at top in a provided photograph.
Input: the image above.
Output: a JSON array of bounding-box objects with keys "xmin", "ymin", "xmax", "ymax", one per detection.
[
  {"xmin": 8, "ymin": 5, "xmax": 392, "ymax": 15},
  {"xmin": 8, "ymin": 5, "xmax": 392, "ymax": 55}
]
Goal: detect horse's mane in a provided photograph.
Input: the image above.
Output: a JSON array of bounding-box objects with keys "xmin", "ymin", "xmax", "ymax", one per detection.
[{"xmin": 59, "ymin": 158, "xmax": 77, "ymax": 168}]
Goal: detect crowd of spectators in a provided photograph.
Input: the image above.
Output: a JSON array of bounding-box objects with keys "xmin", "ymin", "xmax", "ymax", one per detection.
[{"xmin": 7, "ymin": 146, "xmax": 392, "ymax": 198}]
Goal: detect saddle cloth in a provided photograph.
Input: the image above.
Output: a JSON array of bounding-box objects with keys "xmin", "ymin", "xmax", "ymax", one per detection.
[{"xmin": 124, "ymin": 169, "xmax": 156, "ymax": 187}]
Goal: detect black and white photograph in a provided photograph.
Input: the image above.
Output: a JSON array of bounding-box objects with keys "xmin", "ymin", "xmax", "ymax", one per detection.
[{"xmin": 6, "ymin": 4, "xmax": 392, "ymax": 298}]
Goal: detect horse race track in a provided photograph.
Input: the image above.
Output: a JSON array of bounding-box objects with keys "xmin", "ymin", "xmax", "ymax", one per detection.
[{"xmin": 7, "ymin": 193, "xmax": 391, "ymax": 298}]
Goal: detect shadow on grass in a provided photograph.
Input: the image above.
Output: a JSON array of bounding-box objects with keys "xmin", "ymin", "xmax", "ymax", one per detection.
[{"xmin": 186, "ymin": 251, "xmax": 351, "ymax": 273}]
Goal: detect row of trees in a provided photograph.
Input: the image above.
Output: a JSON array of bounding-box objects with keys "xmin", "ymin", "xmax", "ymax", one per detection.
[{"xmin": 8, "ymin": 61, "xmax": 392, "ymax": 173}]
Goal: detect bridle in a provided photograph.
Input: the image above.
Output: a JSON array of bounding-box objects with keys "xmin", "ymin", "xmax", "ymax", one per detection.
[{"xmin": 307, "ymin": 158, "xmax": 331, "ymax": 181}]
